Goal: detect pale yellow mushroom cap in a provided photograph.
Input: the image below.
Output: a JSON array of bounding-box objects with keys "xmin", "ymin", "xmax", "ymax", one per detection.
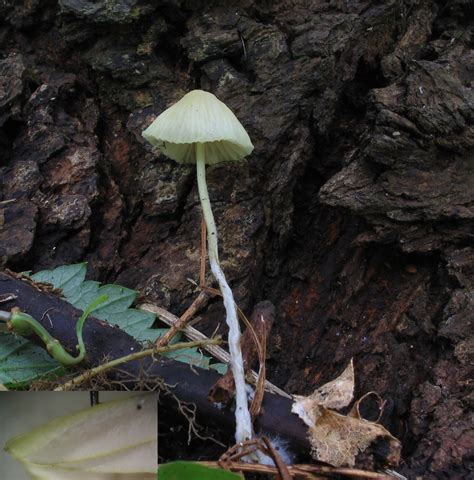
[{"xmin": 142, "ymin": 90, "xmax": 254, "ymax": 165}]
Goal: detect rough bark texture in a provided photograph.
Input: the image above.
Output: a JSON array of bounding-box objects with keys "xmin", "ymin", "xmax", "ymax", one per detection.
[{"xmin": 0, "ymin": 1, "xmax": 472, "ymax": 477}]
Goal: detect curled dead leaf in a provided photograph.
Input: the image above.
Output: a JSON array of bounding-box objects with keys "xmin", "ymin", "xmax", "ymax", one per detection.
[
  {"xmin": 291, "ymin": 360, "xmax": 401, "ymax": 468},
  {"xmin": 292, "ymin": 359, "xmax": 355, "ymax": 431},
  {"xmin": 304, "ymin": 406, "xmax": 400, "ymax": 467}
]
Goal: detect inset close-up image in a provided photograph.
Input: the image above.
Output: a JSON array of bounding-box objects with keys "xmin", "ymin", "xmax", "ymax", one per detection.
[{"xmin": 0, "ymin": 392, "xmax": 158, "ymax": 480}]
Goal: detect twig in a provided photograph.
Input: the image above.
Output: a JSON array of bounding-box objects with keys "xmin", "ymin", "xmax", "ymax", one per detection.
[
  {"xmin": 383, "ymin": 470, "xmax": 407, "ymax": 479},
  {"xmin": 296, "ymin": 464, "xmax": 396, "ymax": 479},
  {"xmin": 201, "ymin": 461, "xmax": 398, "ymax": 479},
  {"xmin": 261, "ymin": 435, "xmax": 292, "ymax": 480},
  {"xmin": 250, "ymin": 314, "xmax": 267, "ymax": 419},
  {"xmin": 0, "ymin": 293, "xmax": 17, "ymax": 303},
  {"xmin": 155, "ymin": 214, "xmax": 210, "ymax": 348},
  {"xmin": 352, "ymin": 391, "xmax": 386, "ymax": 423},
  {"xmin": 238, "ymin": 29, "xmax": 247, "ymax": 61},
  {"xmin": 55, "ymin": 338, "xmax": 222, "ymax": 391},
  {"xmin": 155, "ymin": 290, "xmax": 210, "ymax": 348},
  {"xmin": 139, "ymin": 302, "xmax": 290, "ymax": 398},
  {"xmin": 219, "ymin": 439, "xmax": 266, "ymax": 466}
]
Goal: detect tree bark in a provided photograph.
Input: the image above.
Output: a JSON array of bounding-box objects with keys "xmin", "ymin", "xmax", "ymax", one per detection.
[{"xmin": 0, "ymin": 1, "xmax": 472, "ymax": 477}]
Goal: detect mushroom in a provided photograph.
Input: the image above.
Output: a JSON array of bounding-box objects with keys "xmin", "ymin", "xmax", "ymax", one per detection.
[{"xmin": 142, "ymin": 90, "xmax": 254, "ymax": 445}]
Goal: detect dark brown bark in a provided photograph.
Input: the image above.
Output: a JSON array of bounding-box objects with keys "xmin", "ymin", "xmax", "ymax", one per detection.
[{"xmin": 0, "ymin": 1, "xmax": 472, "ymax": 477}]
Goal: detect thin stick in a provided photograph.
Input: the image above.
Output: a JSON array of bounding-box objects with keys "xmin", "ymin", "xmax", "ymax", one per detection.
[
  {"xmin": 55, "ymin": 338, "xmax": 222, "ymax": 391},
  {"xmin": 296, "ymin": 464, "xmax": 396, "ymax": 479},
  {"xmin": 250, "ymin": 314, "xmax": 267, "ymax": 418},
  {"xmin": 155, "ymin": 213, "xmax": 210, "ymax": 349},
  {"xmin": 261, "ymin": 435, "xmax": 292, "ymax": 480},
  {"xmin": 219, "ymin": 439, "xmax": 266, "ymax": 466},
  {"xmin": 155, "ymin": 291, "xmax": 209, "ymax": 348},
  {"xmin": 139, "ymin": 302, "xmax": 291, "ymax": 398},
  {"xmin": 200, "ymin": 461, "xmax": 397, "ymax": 479}
]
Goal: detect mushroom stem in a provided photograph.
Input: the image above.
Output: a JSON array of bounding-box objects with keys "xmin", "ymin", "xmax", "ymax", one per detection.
[{"xmin": 196, "ymin": 143, "xmax": 253, "ymax": 445}]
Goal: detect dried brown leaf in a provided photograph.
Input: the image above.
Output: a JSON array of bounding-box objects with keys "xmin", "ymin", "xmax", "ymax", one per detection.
[
  {"xmin": 292, "ymin": 359, "xmax": 354, "ymax": 425},
  {"xmin": 307, "ymin": 407, "xmax": 400, "ymax": 467},
  {"xmin": 291, "ymin": 360, "xmax": 401, "ymax": 467}
]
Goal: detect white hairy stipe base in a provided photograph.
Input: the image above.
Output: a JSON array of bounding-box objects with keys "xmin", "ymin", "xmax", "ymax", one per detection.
[{"xmin": 209, "ymin": 257, "xmax": 253, "ymax": 444}]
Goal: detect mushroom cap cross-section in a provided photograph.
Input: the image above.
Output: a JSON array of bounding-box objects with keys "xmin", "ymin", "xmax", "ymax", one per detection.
[{"xmin": 142, "ymin": 90, "xmax": 254, "ymax": 165}]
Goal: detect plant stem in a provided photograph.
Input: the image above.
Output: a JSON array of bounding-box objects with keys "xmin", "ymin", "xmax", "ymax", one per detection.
[
  {"xmin": 55, "ymin": 338, "xmax": 222, "ymax": 391},
  {"xmin": 196, "ymin": 143, "xmax": 253, "ymax": 445},
  {"xmin": 8, "ymin": 308, "xmax": 85, "ymax": 366},
  {"xmin": 4, "ymin": 296, "xmax": 108, "ymax": 366}
]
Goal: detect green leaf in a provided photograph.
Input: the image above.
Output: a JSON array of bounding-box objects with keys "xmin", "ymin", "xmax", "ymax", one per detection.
[
  {"xmin": 2, "ymin": 262, "xmax": 222, "ymax": 387},
  {"xmin": 31, "ymin": 263, "xmax": 87, "ymax": 296},
  {"xmin": 164, "ymin": 347, "xmax": 210, "ymax": 369},
  {"xmin": 0, "ymin": 333, "xmax": 63, "ymax": 387},
  {"xmin": 106, "ymin": 310, "xmax": 156, "ymax": 340},
  {"xmin": 66, "ymin": 280, "xmax": 100, "ymax": 311},
  {"xmin": 90, "ymin": 285, "xmax": 138, "ymax": 316},
  {"xmin": 29, "ymin": 265, "xmax": 154, "ymax": 342},
  {"xmin": 158, "ymin": 462, "xmax": 243, "ymax": 479},
  {"xmin": 209, "ymin": 362, "xmax": 228, "ymax": 375}
]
